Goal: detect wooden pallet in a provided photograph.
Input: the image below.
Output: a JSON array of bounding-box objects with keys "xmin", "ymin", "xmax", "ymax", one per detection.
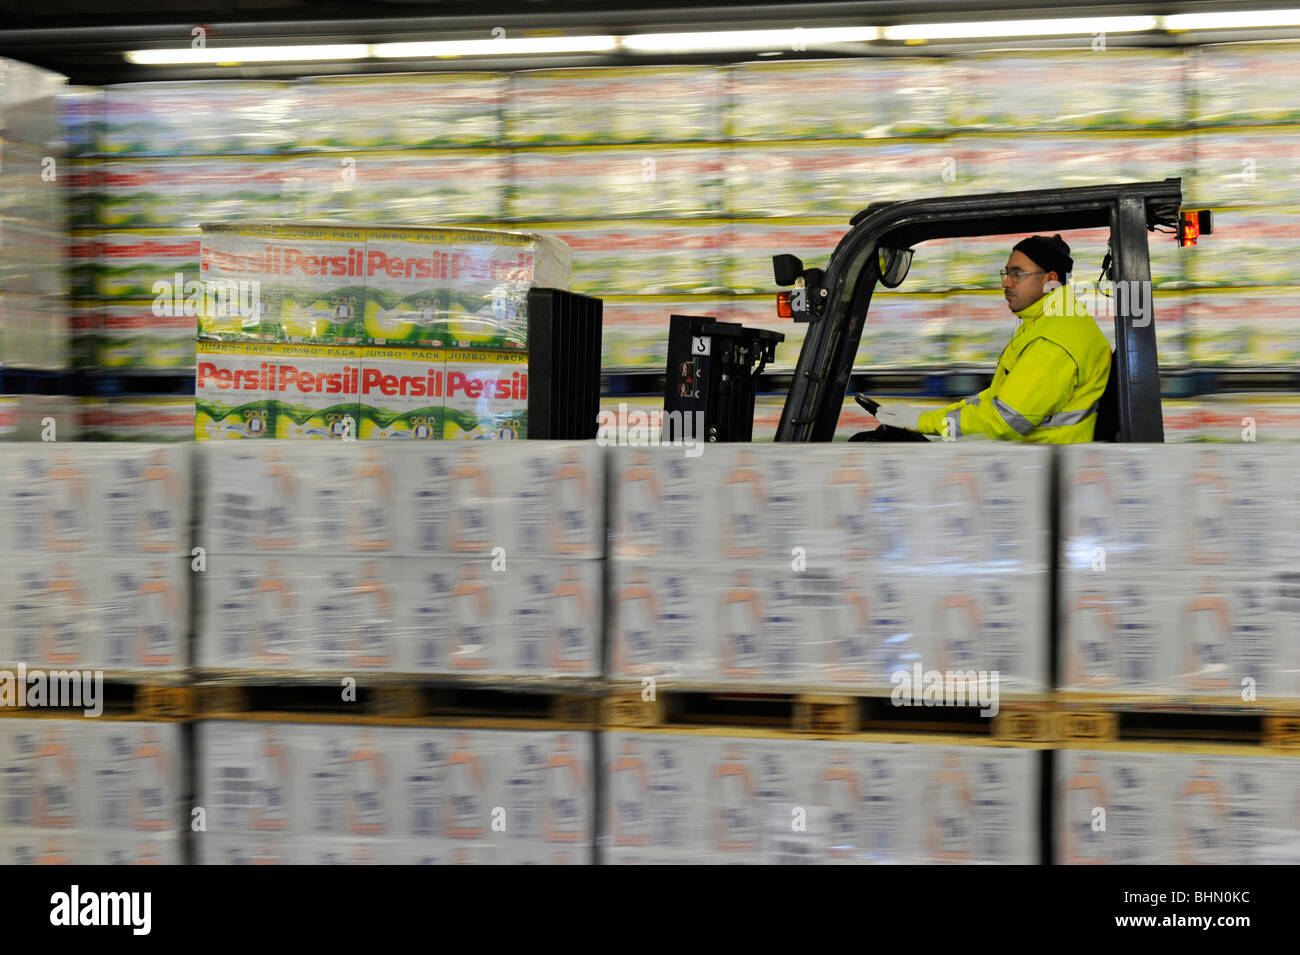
[
  {"xmin": 0, "ymin": 682, "xmax": 195, "ymax": 720},
  {"xmin": 193, "ymin": 679, "xmax": 601, "ymax": 728},
  {"xmin": 1053, "ymin": 706, "xmax": 1300, "ymax": 748},
  {"xmin": 601, "ymin": 685, "xmax": 1052, "ymax": 740}
]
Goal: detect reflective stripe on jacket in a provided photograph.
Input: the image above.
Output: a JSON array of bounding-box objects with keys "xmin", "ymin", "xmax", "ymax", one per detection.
[{"xmin": 917, "ymin": 284, "xmax": 1112, "ymax": 444}]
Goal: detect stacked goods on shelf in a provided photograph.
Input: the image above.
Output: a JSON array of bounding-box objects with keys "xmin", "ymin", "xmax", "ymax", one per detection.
[
  {"xmin": 1186, "ymin": 45, "xmax": 1300, "ymax": 370},
  {"xmin": 62, "ymin": 86, "xmax": 104, "ymax": 371},
  {"xmin": 79, "ymin": 396, "xmax": 196, "ymax": 441},
  {"xmin": 76, "ymin": 293, "xmax": 196, "ymax": 370},
  {"xmin": 69, "ymin": 81, "xmax": 296, "ymax": 376},
  {"xmin": 553, "ymin": 220, "xmax": 727, "ymax": 297},
  {"xmin": 195, "ymin": 723, "xmax": 594, "ymax": 864},
  {"xmin": 1055, "ymin": 750, "xmax": 1300, "ymax": 864},
  {"xmin": 288, "ymin": 73, "xmax": 505, "ymax": 223},
  {"xmin": 0, "ymin": 394, "xmax": 82, "ymax": 441},
  {"xmin": 728, "ymin": 59, "xmax": 950, "ymax": 141},
  {"xmin": 1185, "ymin": 210, "xmax": 1300, "ymax": 287},
  {"xmin": 1185, "ymin": 288, "xmax": 1300, "ymax": 366},
  {"xmin": 725, "ymin": 139, "xmax": 950, "ymax": 218},
  {"xmin": 603, "ymin": 733, "xmax": 1039, "ymax": 864},
  {"xmin": 2, "ymin": 60, "xmax": 68, "ymax": 373},
  {"xmin": 194, "ymin": 220, "xmax": 571, "ymax": 440},
  {"xmin": 0, "ymin": 444, "xmax": 191, "ymax": 672},
  {"xmin": 100, "ymin": 81, "xmax": 296, "ymax": 157},
  {"xmin": 608, "ymin": 443, "xmax": 1051, "ymax": 692},
  {"xmin": 0, "ymin": 720, "xmax": 185, "ymax": 864},
  {"xmin": 509, "ymin": 145, "xmax": 725, "ymax": 221},
  {"xmin": 195, "ymin": 442, "xmax": 602, "ymax": 675},
  {"xmin": 1196, "ymin": 393, "xmax": 1300, "ymax": 441},
  {"xmin": 1059, "ymin": 445, "xmax": 1300, "ymax": 698},
  {"xmin": 506, "ymin": 67, "xmax": 723, "ymax": 144},
  {"xmin": 295, "ymin": 73, "xmax": 504, "ymax": 150},
  {"xmin": 285, "ymin": 149, "xmax": 507, "ymax": 223},
  {"xmin": 947, "ymin": 50, "xmax": 1188, "ymax": 132},
  {"xmin": 1188, "ymin": 44, "xmax": 1300, "ymax": 127},
  {"xmin": 496, "ymin": 68, "xmax": 723, "ymax": 378}
]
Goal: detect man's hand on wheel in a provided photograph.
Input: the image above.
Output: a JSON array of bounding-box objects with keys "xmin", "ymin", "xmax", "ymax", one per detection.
[{"xmin": 873, "ymin": 403, "xmax": 925, "ymax": 431}]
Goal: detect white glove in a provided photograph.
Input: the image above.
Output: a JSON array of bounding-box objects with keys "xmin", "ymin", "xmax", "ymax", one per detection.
[{"xmin": 874, "ymin": 403, "xmax": 925, "ymax": 431}]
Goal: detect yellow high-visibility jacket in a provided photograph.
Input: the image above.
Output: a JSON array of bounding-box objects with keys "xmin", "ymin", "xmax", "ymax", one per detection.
[{"xmin": 917, "ymin": 284, "xmax": 1112, "ymax": 443}]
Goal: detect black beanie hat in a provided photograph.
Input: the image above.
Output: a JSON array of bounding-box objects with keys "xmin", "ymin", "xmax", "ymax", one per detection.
[{"xmin": 1012, "ymin": 234, "xmax": 1073, "ymax": 283}]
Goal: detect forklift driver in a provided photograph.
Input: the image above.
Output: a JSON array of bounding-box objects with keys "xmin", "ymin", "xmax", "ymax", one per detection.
[{"xmin": 872, "ymin": 234, "xmax": 1112, "ymax": 443}]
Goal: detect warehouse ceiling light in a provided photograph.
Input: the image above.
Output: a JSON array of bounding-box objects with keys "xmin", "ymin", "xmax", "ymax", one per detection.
[
  {"xmin": 373, "ymin": 36, "xmax": 618, "ymax": 58},
  {"xmin": 1165, "ymin": 9, "xmax": 1300, "ymax": 30},
  {"xmin": 125, "ymin": 44, "xmax": 370, "ymax": 65},
  {"xmin": 882, "ymin": 16, "xmax": 1159, "ymax": 41},
  {"xmin": 622, "ymin": 27, "xmax": 881, "ymax": 53}
]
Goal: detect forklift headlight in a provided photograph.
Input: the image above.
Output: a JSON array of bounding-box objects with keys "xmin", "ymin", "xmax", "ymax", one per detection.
[{"xmin": 1179, "ymin": 209, "xmax": 1213, "ymax": 247}]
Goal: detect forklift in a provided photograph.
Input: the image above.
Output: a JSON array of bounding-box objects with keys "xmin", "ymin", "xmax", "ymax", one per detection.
[{"xmin": 663, "ymin": 177, "xmax": 1211, "ymax": 444}]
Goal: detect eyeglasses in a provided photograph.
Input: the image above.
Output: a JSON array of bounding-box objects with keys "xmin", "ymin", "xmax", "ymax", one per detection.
[{"xmin": 1000, "ymin": 268, "xmax": 1047, "ymax": 282}]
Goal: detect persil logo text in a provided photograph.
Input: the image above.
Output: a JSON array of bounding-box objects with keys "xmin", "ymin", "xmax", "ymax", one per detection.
[{"xmin": 197, "ymin": 361, "xmax": 528, "ymax": 401}]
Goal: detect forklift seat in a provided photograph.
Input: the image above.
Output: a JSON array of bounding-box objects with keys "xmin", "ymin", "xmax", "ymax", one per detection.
[{"xmin": 1092, "ymin": 350, "xmax": 1119, "ymax": 442}]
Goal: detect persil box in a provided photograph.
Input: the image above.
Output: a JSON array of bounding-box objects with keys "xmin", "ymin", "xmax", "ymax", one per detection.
[{"xmin": 197, "ymin": 220, "xmax": 572, "ymax": 350}]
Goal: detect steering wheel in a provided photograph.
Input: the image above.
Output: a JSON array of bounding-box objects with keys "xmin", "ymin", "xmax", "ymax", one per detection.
[{"xmin": 849, "ymin": 393, "xmax": 931, "ymax": 442}]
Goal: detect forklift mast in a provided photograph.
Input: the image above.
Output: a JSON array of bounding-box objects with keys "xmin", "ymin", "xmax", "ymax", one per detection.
[{"xmin": 773, "ymin": 178, "xmax": 1192, "ymax": 443}]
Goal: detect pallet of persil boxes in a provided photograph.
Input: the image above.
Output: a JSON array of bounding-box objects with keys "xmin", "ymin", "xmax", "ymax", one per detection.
[
  {"xmin": 0, "ymin": 719, "xmax": 186, "ymax": 865},
  {"xmin": 195, "ymin": 441, "xmax": 602, "ymax": 677},
  {"xmin": 604, "ymin": 731, "xmax": 1040, "ymax": 864},
  {"xmin": 1058, "ymin": 444, "xmax": 1300, "ymax": 700},
  {"xmin": 193, "ymin": 220, "xmax": 572, "ymax": 440},
  {"xmin": 0, "ymin": 444, "xmax": 191, "ymax": 673},
  {"xmin": 607, "ymin": 443, "xmax": 1052, "ymax": 695},
  {"xmin": 195, "ymin": 722, "xmax": 594, "ymax": 864}
]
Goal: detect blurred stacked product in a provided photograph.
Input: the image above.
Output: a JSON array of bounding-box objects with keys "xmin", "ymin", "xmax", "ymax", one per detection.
[
  {"xmin": 66, "ymin": 81, "xmax": 296, "ymax": 377},
  {"xmin": 1, "ymin": 60, "xmax": 68, "ymax": 373},
  {"xmin": 608, "ymin": 443, "xmax": 1051, "ymax": 692},
  {"xmin": 948, "ymin": 50, "xmax": 1187, "ymax": 132},
  {"xmin": 1059, "ymin": 444, "xmax": 1300, "ymax": 698},
  {"xmin": 1196, "ymin": 393, "xmax": 1300, "ymax": 440},
  {"xmin": 79, "ymin": 396, "xmax": 196, "ymax": 441},
  {"xmin": 603, "ymin": 733, "xmax": 1038, "ymax": 864},
  {"xmin": 287, "ymin": 149, "xmax": 507, "ymax": 223},
  {"xmin": 289, "ymin": 73, "xmax": 506, "ymax": 221},
  {"xmin": 191, "ymin": 436, "xmax": 605, "ymax": 864},
  {"xmin": 0, "ymin": 393, "xmax": 82, "ymax": 441},
  {"xmin": 728, "ymin": 59, "xmax": 949, "ymax": 140},
  {"xmin": 1055, "ymin": 749, "xmax": 1300, "ymax": 864},
  {"xmin": 195, "ymin": 442, "xmax": 602, "ymax": 675},
  {"xmin": 0, "ymin": 444, "xmax": 191, "ymax": 673},
  {"xmin": 0, "ymin": 720, "xmax": 185, "ymax": 864},
  {"xmin": 195, "ymin": 723, "xmax": 594, "ymax": 864},
  {"xmin": 502, "ymin": 68, "xmax": 727, "ymax": 374},
  {"xmin": 1185, "ymin": 44, "xmax": 1300, "ymax": 375},
  {"xmin": 194, "ymin": 220, "xmax": 571, "ymax": 440},
  {"xmin": 507, "ymin": 67, "xmax": 723, "ymax": 144}
]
